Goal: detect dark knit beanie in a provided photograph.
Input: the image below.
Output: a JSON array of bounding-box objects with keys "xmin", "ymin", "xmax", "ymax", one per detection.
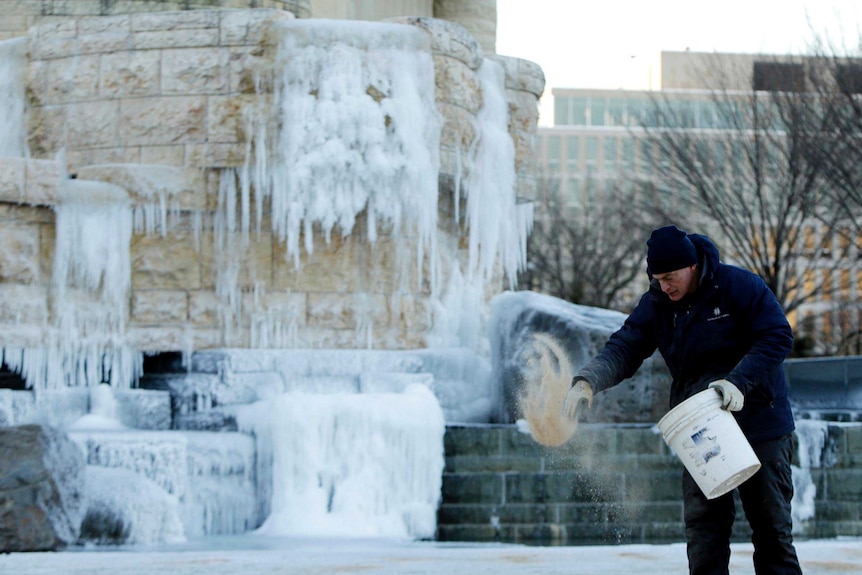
[{"xmin": 646, "ymin": 225, "xmax": 698, "ymax": 275}]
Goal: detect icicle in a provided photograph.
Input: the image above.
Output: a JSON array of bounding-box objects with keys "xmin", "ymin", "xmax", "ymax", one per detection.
[{"xmin": 242, "ymin": 20, "xmax": 440, "ymax": 280}]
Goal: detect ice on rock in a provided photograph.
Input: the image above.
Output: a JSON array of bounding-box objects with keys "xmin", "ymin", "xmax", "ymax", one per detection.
[
  {"xmin": 190, "ymin": 348, "xmax": 492, "ymax": 423},
  {"xmin": 68, "ymin": 384, "xmax": 126, "ymax": 431},
  {"xmin": 81, "ymin": 465, "xmax": 186, "ymax": 545},
  {"xmin": 237, "ymin": 384, "xmax": 445, "ymax": 539},
  {"xmin": 69, "ymin": 429, "xmax": 259, "ymax": 537},
  {"xmin": 791, "ymin": 419, "xmax": 830, "ymax": 528}
]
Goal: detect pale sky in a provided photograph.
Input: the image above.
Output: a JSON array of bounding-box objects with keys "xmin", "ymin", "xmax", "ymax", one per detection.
[{"xmin": 496, "ymin": 0, "xmax": 862, "ymax": 123}]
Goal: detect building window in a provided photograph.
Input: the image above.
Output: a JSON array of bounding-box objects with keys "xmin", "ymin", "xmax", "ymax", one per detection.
[
  {"xmin": 753, "ymin": 62, "xmax": 805, "ymax": 92},
  {"xmin": 621, "ymin": 139, "xmax": 635, "ymax": 171},
  {"xmin": 572, "ymin": 98, "xmax": 588, "ymax": 125},
  {"xmin": 585, "ymin": 136, "xmax": 599, "ymax": 168},
  {"xmin": 554, "ymin": 96, "xmax": 569, "ymax": 125},
  {"xmin": 836, "ymin": 64, "xmax": 862, "ymax": 95},
  {"xmin": 590, "ymin": 97, "xmax": 606, "ymax": 126},
  {"xmin": 566, "ymin": 136, "xmax": 579, "ymax": 172},
  {"xmin": 547, "ymin": 135, "xmax": 561, "ymax": 172},
  {"xmin": 638, "ymin": 140, "xmax": 653, "ymax": 174},
  {"xmin": 566, "ymin": 178, "xmax": 582, "ymax": 206},
  {"xmin": 608, "ymin": 98, "xmax": 625, "ymax": 126},
  {"xmin": 603, "ymin": 138, "xmax": 618, "ymax": 172},
  {"xmin": 822, "ymin": 269, "xmax": 833, "ymax": 302}
]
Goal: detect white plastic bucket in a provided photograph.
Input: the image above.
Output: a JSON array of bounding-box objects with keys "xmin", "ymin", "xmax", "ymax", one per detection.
[{"xmin": 658, "ymin": 388, "xmax": 761, "ymax": 499}]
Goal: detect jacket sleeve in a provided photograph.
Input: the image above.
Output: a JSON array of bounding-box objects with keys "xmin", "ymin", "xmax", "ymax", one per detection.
[
  {"xmin": 726, "ymin": 272, "xmax": 794, "ymax": 395},
  {"xmin": 576, "ymin": 293, "xmax": 659, "ymax": 394}
]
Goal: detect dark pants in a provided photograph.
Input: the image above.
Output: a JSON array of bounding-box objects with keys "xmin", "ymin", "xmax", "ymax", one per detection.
[{"xmin": 683, "ymin": 433, "xmax": 803, "ymax": 575}]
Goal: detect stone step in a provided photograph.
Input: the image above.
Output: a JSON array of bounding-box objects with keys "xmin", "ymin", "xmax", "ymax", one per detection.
[{"xmin": 444, "ymin": 423, "xmax": 670, "ymax": 458}]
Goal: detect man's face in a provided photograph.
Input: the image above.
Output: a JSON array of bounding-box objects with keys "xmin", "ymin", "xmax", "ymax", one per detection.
[{"xmin": 652, "ymin": 265, "xmax": 698, "ymax": 302}]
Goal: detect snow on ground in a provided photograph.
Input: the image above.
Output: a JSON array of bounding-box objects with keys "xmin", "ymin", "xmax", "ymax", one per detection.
[{"xmin": 1, "ymin": 536, "xmax": 860, "ymax": 575}]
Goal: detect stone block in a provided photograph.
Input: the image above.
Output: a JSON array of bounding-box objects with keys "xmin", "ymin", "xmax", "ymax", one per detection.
[
  {"xmin": 207, "ymin": 94, "xmax": 257, "ymax": 144},
  {"xmin": 488, "ymin": 55, "xmax": 546, "ymax": 98},
  {"xmin": 185, "ymin": 142, "xmax": 247, "ymax": 167},
  {"xmin": 100, "ymin": 49, "xmax": 161, "ymax": 98},
  {"xmin": 433, "ymin": 54, "xmax": 481, "ymax": 114},
  {"xmin": 114, "ymin": 389, "xmax": 172, "ymax": 430},
  {"xmin": 128, "ymin": 325, "xmax": 192, "ymax": 351},
  {"xmin": 132, "ymin": 290, "xmax": 189, "ymax": 323},
  {"xmin": 189, "ymin": 290, "xmax": 220, "ymax": 326},
  {"xmin": 120, "ymin": 96, "xmax": 207, "ymax": 147},
  {"xmin": 307, "ymin": 292, "xmax": 389, "ymax": 331},
  {"xmin": 131, "ymin": 231, "xmax": 202, "ymax": 289},
  {"xmin": 199, "ymin": 230, "xmax": 273, "ymax": 291},
  {"xmin": 133, "ymin": 29, "xmax": 220, "ymax": 50},
  {"xmin": 32, "ymin": 54, "xmax": 100, "ymax": 105},
  {"xmin": 139, "ymin": 145, "xmax": 188, "ymax": 167},
  {"xmin": 161, "ymin": 48, "xmax": 231, "ymax": 96},
  {"xmin": 435, "ymin": 523, "xmax": 499, "ymax": 542},
  {"xmin": 824, "ymin": 469, "xmax": 862, "ymax": 501},
  {"xmin": 66, "ymin": 99, "xmax": 120, "ymax": 148},
  {"xmin": 130, "ymin": 10, "xmax": 221, "ymax": 33},
  {"xmin": 65, "ymin": 146, "xmax": 142, "ymax": 173},
  {"xmin": 0, "ymin": 283, "xmax": 48, "ymax": 324},
  {"xmin": 444, "ymin": 425, "xmax": 502, "ymax": 457},
  {"xmin": 219, "ymin": 8, "xmax": 294, "ymax": 46},
  {"xmin": 444, "ymin": 454, "xmax": 542, "ymax": 474},
  {"xmin": 0, "ymin": 222, "xmax": 41, "ymax": 283},
  {"xmin": 387, "ymin": 16, "xmax": 482, "ymax": 69},
  {"xmin": 440, "ymin": 472, "xmax": 503, "ymax": 505},
  {"xmin": 437, "ymin": 101, "xmax": 477, "ymax": 150},
  {"xmin": 0, "ymin": 425, "xmax": 86, "ymax": 552},
  {"xmin": 624, "ymin": 470, "xmax": 681, "ymax": 502},
  {"xmin": 28, "ymin": 106, "xmax": 68, "ymax": 158}
]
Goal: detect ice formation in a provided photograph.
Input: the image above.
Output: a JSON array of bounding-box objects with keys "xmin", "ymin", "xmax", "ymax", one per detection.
[
  {"xmin": 237, "ymin": 384, "xmax": 445, "ymax": 539},
  {"xmin": 790, "ymin": 419, "xmax": 830, "ymax": 526},
  {"xmin": 243, "ymin": 19, "xmax": 441, "ymax": 270}
]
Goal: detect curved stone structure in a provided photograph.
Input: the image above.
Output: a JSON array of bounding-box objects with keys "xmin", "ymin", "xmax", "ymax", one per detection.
[{"xmin": 0, "ymin": 4, "xmax": 543, "ymax": 390}]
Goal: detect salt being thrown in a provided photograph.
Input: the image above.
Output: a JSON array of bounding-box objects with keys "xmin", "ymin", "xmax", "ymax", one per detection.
[{"xmin": 517, "ymin": 333, "xmax": 580, "ymax": 447}]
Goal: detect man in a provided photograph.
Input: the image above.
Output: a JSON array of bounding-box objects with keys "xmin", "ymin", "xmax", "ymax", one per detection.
[{"xmin": 563, "ymin": 225, "xmax": 802, "ymax": 575}]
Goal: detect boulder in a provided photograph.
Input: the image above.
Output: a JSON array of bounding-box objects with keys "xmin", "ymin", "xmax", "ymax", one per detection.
[
  {"xmin": 489, "ymin": 290, "xmax": 671, "ymax": 425},
  {"xmin": 0, "ymin": 425, "xmax": 87, "ymax": 551}
]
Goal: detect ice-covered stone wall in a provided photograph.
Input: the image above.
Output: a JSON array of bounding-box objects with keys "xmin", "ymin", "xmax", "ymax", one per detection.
[{"xmin": 0, "ymin": 6, "xmax": 545, "ymax": 389}]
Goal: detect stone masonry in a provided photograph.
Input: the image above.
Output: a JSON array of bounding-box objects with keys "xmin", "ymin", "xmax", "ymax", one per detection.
[
  {"xmin": 0, "ymin": 5, "xmax": 546, "ymax": 365},
  {"xmin": 437, "ymin": 423, "xmax": 862, "ymax": 545}
]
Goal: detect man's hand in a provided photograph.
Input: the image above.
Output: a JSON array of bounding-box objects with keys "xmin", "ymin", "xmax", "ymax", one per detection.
[
  {"xmin": 563, "ymin": 378, "xmax": 593, "ymax": 420},
  {"xmin": 708, "ymin": 379, "xmax": 744, "ymax": 412}
]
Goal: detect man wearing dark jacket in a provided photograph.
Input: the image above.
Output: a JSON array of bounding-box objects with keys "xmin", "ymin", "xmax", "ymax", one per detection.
[{"xmin": 563, "ymin": 225, "xmax": 802, "ymax": 575}]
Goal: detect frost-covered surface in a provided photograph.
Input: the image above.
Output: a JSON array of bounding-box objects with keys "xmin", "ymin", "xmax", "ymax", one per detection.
[
  {"xmin": 0, "ymin": 386, "xmax": 170, "ymax": 430},
  {"xmin": 464, "ymin": 59, "xmax": 529, "ymax": 290},
  {"xmin": 0, "ymin": 38, "xmax": 26, "ymax": 157},
  {"xmin": 68, "ymin": 428, "xmax": 258, "ymax": 538},
  {"xmin": 190, "ymin": 347, "xmax": 492, "ymax": 423},
  {"xmin": 791, "ymin": 419, "xmax": 830, "ymax": 528},
  {"xmin": 2, "ymin": 179, "xmax": 140, "ymax": 390},
  {"xmin": 1, "ymin": 536, "xmax": 860, "ymax": 574},
  {"xmin": 236, "ymin": 384, "xmax": 445, "ymax": 540},
  {"xmin": 488, "ymin": 290, "xmax": 669, "ymax": 424},
  {"xmin": 81, "ymin": 465, "xmax": 186, "ymax": 545}
]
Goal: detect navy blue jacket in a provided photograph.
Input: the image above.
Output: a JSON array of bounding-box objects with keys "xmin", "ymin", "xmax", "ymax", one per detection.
[{"xmin": 578, "ymin": 233, "xmax": 795, "ymax": 444}]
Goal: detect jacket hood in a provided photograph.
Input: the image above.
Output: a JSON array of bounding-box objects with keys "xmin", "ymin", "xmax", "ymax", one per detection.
[{"xmin": 689, "ymin": 233, "xmax": 720, "ymax": 281}]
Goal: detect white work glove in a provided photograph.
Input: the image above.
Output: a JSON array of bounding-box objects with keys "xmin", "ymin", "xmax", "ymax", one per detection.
[
  {"xmin": 708, "ymin": 379, "xmax": 744, "ymax": 412},
  {"xmin": 562, "ymin": 377, "xmax": 593, "ymax": 420}
]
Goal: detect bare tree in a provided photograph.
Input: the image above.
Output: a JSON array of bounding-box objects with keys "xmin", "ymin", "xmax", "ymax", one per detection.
[
  {"xmin": 638, "ymin": 54, "xmax": 851, "ymax": 319},
  {"xmin": 519, "ymin": 175, "xmax": 657, "ymax": 312}
]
